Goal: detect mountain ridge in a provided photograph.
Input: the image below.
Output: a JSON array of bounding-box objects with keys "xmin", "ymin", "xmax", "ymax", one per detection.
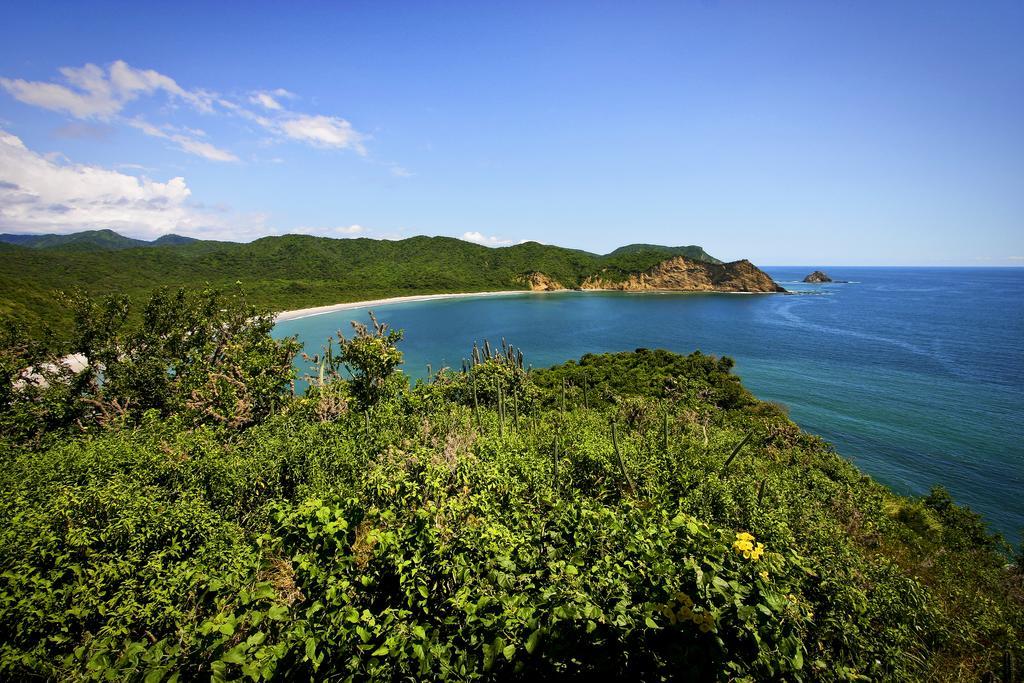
[
  {"xmin": 0, "ymin": 229, "xmax": 198, "ymax": 251},
  {"xmin": 0, "ymin": 231, "xmax": 781, "ymax": 336}
]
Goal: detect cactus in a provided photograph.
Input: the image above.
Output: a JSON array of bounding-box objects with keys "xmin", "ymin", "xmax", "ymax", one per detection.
[
  {"xmin": 483, "ymin": 338, "xmax": 491, "ymax": 359},
  {"xmin": 471, "ymin": 371, "xmax": 482, "ymax": 432},
  {"xmin": 553, "ymin": 435, "xmax": 560, "ymax": 488},
  {"xmin": 426, "ymin": 363, "xmax": 432, "ymax": 382},
  {"xmin": 497, "ymin": 378, "xmax": 505, "ymax": 438},
  {"xmin": 611, "ymin": 421, "xmax": 638, "ymax": 497},
  {"xmin": 561, "ymin": 380, "xmax": 566, "ymax": 415},
  {"xmin": 720, "ymin": 432, "xmax": 753, "ymax": 477},
  {"xmin": 663, "ymin": 411, "xmax": 669, "ymax": 453},
  {"xmin": 512, "ymin": 390, "xmax": 519, "ymax": 430}
]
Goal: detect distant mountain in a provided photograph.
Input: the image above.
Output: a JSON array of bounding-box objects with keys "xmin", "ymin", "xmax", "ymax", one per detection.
[
  {"xmin": 0, "ymin": 229, "xmax": 147, "ymax": 251},
  {"xmin": 0, "ymin": 229, "xmax": 199, "ymax": 251},
  {"xmin": 606, "ymin": 243, "xmax": 722, "ymax": 264},
  {"xmin": 0, "ymin": 231, "xmax": 780, "ymax": 336},
  {"xmin": 151, "ymin": 234, "xmax": 199, "ymax": 246}
]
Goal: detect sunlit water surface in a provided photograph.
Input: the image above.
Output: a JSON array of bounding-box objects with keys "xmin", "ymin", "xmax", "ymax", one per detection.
[{"xmin": 274, "ymin": 267, "xmax": 1024, "ymax": 541}]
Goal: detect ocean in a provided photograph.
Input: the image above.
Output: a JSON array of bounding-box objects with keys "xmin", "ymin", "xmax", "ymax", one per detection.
[{"xmin": 273, "ymin": 267, "xmax": 1024, "ymax": 541}]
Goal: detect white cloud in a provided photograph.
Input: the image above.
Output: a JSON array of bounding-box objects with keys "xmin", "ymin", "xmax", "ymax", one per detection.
[
  {"xmin": 334, "ymin": 224, "xmax": 365, "ymax": 234},
  {"xmin": 0, "ymin": 128, "xmax": 262, "ymax": 240},
  {"xmin": 1, "ymin": 61, "xmax": 373, "ymax": 159},
  {"xmin": 127, "ymin": 118, "xmax": 238, "ymax": 162},
  {"xmin": 278, "ymin": 114, "xmax": 367, "ymax": 154},
  {"xmin": 292, "ymin": 224, "xmax": 366, "ymax": 236},
  {"xmin": 250, "ymin": 91, "xmax": 283, "ymax": 110},
  {"xmin": 462, "ymin": 231, "xmax": 513, "ymax": 246},
  {"xmin": 0, "ymin": 60, "xmax": 206, "ymax": 119},
  {"xmin": 389, "ymin": 164, "xmax": 413, "ymax": 178}
]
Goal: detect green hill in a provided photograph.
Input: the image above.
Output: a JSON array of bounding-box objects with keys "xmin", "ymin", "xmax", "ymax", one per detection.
[
  {"xmin": 606, "ymin": 243, "xmax": 722, "ymax": 264},
  {"xmin": 0, "ymin": 229, "xmax": 202, "ymax": 251},
  {"xmin": 0, "ymin": 229, "xmax": 151, "ymax": 251},
  {"xmin": 0, "ymin": 232, "xmax": 733, "ymax": 336}
]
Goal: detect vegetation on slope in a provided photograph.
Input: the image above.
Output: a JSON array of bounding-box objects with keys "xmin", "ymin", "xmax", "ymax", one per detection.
[
  {"xmin": 0, "ymin": 290, "xmax": 1020, "ymax": 681},
  {"xmin": 0, "ymin": 228, "xmax": 199, "ymax": 251},
  {"xmin": 606, "ymin": 243, "xmax": 722, "ymax": 264},
  {"xmin": 0, "ymin": 233, "xmax": 726, "ymax": 338}
]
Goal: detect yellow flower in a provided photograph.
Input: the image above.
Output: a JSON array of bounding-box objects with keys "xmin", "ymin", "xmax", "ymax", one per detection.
[
  {"xmin": 750, "ymin": 542, "xmax": 765, "ymax": 561},
  {"xmin": 678, "ymin": 606, "xmax": 693, "ymax": 621},
  {"xmin": 675, "ymin": 592, "xmax": 694, "ymax": 608},
  {"xmin": 759, "ymin": 570, "xmax": 769, "ymax": 581},
  {"xmin": 733, "ymin": 532, "xmax": 762, "ymax": 559},
  {"xmin": 733, "ymin": 538, "xmax": 754, "ymax": 553}
]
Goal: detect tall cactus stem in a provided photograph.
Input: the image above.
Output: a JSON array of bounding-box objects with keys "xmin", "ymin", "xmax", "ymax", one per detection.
[
  {"xmin": 720, "ymin": 432, "xmax": 753, "ymax": 477},
  {"xmin": 611, "ymin": 421, "xmax": 638, "ymax": 497}
]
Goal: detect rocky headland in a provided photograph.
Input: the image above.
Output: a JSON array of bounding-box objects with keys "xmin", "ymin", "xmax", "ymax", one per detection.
[
  {"xmin": 525, "ymin": 256, "xmax": 785, "ymax": 294},
  {"xmin": 803, "ymin": 270, "xmax": 833, "ymax": 283}
]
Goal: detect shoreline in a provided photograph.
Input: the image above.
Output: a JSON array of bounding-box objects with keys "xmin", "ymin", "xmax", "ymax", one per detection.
[
  {"xmin": 274, "ymin": 290, "xmax": 531, "ymax": 322},
  {"xmin": 274, "ymin": 287, "xmax": 788, "ymax": 322}
]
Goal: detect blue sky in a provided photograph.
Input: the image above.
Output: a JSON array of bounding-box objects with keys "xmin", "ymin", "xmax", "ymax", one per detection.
[{"xmin": 1, "ymin": 1, "xmax": 1021, "ymax": 265}]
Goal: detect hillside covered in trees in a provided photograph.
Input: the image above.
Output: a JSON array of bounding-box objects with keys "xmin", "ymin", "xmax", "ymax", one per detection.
[
  {"xmin": 0, "ymin": 232, "xmax": 728, "ymax": 336},
  {"xmin": 0, "ymin": 288, "xmax": 1020, "ymax": 681}
]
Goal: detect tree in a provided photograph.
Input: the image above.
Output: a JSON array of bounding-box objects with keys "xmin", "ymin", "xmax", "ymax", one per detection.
[{"xmin": 334, "ymin": 311, "xmax": 404, "ymax": 408}]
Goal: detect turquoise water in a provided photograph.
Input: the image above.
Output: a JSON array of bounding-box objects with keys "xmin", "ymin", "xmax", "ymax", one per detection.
[{"xmin": 274, "ymin": 268, "xmax": 1024, "ymax": 541}]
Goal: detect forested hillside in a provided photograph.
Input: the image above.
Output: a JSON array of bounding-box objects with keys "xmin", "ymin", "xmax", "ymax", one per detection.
[{"xmin": 0, "ymin": 233, "xmax": 726, "ymax": 336}]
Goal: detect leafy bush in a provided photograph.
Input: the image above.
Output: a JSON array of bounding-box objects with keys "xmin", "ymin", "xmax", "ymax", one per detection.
[
  {"xmin": 0, "ymin": 286, "xmax": 300, "ymax": 448},
  {"xmin": 0, "ymin": 307, "xmax": 1020, "ymax": 680}
]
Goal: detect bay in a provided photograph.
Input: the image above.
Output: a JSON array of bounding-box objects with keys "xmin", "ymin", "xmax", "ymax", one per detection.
[{"xmin": 274, "ymin": 267, "xmax": 1024, "ymax": 541}]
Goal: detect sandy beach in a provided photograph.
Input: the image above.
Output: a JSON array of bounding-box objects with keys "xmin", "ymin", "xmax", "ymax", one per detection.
[{"xmin": 274, "ymin": 290, "xmax": 532, "ymax": 322}]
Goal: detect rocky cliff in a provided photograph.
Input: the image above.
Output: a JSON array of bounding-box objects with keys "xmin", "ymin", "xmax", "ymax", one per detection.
[
  {"xmin": 577, "ymin": 256, "xmax": 785, "ymax": 293},
  {"xmin": 522, "ymin": 272, "xmax": 566, "ymax": 291}
]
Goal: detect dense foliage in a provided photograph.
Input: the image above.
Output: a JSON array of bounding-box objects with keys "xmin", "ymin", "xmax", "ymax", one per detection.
[
  {"xmin": 0, "ymin": 233, "xmax": 721, "ymax": 337},
  {"xmin": 0, "ymin": 298, "xmax": 1021, "ymax": 681},
  {"xmin": 0, "ymin": 228, "xmax": 197, "ymax": 251},
  {"xmin": 0, "ymin": 286, "xmax": 299, "ymax": 451}
]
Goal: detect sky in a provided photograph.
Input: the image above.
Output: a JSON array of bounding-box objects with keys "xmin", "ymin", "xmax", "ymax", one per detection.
[{"xmin": 1, "ymin": 1, "xmax": 1022, "ymax": 265}]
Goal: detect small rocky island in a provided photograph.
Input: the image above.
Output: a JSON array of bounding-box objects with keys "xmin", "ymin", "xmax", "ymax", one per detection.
[{"xmin": 803, "ymin": 270, "xmax": 833, "ymax": 283}]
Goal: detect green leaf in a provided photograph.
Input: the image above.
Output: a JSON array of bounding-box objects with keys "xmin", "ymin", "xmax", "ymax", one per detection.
[
  {"xmin": 266, "ymin": 604, "xmax": 288, "ymax": 621},
  {"xmin": 222, "ymin": 644, "xmax": 247, "ymax": 665},
  {"xmin": 502, "ymin": 644, "xmax": 516, "ymax": 660},
  {"xmin": 525, "ymin": 628, "xmax": 542, "ymax": 654}
]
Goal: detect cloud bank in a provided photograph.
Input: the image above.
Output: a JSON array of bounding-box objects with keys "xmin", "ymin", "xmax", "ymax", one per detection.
[
  {"xmin": 0, "ymin": 60, "xmax": 368, "ymax": 160},
  {"xmin": 462, "ymin": 231, "xmax": 514, "ymax": 246},
  {"xmin": 0, "ymin": 128, "xmax": 264, "ymax": 240}
]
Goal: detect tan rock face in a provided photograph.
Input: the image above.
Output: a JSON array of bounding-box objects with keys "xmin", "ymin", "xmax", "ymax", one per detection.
[
  {"xmin": 579, "ymin": 256, "xmax": 785, "ymax": 293},
  {"xmin": 523, "ymin": 272, "xmax": 565, "ymax": 291}
]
